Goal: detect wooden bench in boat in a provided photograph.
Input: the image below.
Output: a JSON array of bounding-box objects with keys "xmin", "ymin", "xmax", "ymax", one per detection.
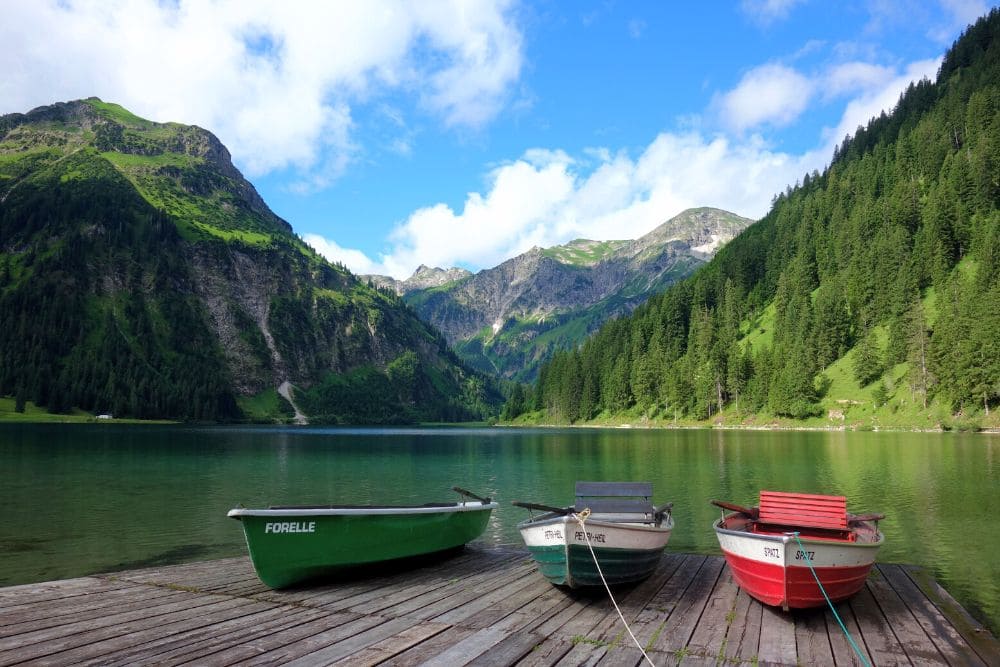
[
  {"xmin": 574, "ymin": 481, "xmax": 672, "ymax": 522},
  {"xmin": 756, "ymin": 490, "xmax": 850, "ymax": 537}
]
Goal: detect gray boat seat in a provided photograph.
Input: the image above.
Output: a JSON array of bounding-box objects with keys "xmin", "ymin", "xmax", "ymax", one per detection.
[{"xmin": 574, "ymin": 481, "xmax": 655, "ymax": 518}]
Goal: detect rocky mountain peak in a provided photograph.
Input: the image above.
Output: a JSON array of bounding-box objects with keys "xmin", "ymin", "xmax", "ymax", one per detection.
[{"xmin": 400, "ymin": 206, "xmax": 755, "ymax": 381}]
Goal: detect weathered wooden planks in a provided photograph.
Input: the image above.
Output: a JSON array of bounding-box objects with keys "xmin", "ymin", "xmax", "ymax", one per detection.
[{"xmin": 0, "ymin": 545, "xmax": 996, "ymax": 666}]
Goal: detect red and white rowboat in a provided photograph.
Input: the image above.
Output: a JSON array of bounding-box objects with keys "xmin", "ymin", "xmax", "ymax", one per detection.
[{"xmin": 711, "ymin": 491, "xmax": 884, "ymax": 611}]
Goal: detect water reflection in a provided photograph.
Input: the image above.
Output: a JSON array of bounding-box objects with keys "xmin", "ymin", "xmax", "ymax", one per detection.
[{"xmin": 0, "ymin": 424, "xmax": 997, "ymax": 633}]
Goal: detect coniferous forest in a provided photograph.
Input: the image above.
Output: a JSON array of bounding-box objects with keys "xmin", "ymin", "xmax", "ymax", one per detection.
[
  {"xmin": 510, "ymin": 10, "xmax": 1000, "ymax": 428},
  {"xmin": 0, "ymin": 101, "xmax": 502, "ymax": 423}
]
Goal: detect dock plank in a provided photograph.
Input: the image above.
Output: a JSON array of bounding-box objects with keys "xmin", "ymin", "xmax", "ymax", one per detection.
[
  {"xmin": 793, "ymin": 608, "xmax": 833, "ymax": 665},
  {"xmin": 851, "ymin": 584, "xmax": 910, "ymax": 666},
  {"xmin": 757, "ymin": 603, "xmax": 797, "ymax": 665},
  {"xmin": 0, "ymin": 596, "xmax": 255, "ymax": 665},
  {"xmin": 648, "ymin": 556, "xmax": 725, "ymax": 654},
  {"xmin": 31, "ymin": 599, "xmax": 282, "ymax": 666},
  {"xmin": 826, "ymin": 600, "xmax": 874, "ymax": 667},
  {"xmin": 879, "ymin": 564, "xmax": 989, "ymax": 666},
  {"xmin": 615, "ymin": 553, "xmax": 707, "ymax": 649},
  {"xmin": 514, "ymin": 637, "xmax": 575, "ymax": 666},
  {"xmin": 866, "ymin": 565, "xmax": 948, "ymax": 664},
  {"xmin": 0, "ymin": 546, "xmax": 995, "ymax": 667},
  {"xmin": 334, "ymin": 621, "xmax": 452, "ymax": 667},
  {"xmin": 726, "ymin": 587, "xmax": 763, "ymax": 661},
  {"xmin": 684, "ymin": 564, "xmax": 740, "ymax": 661},
  {"xmin": 902, "ymin": 563, "xmax": 1000, "ymax": 665},
  {"xmin": 181, "ymin": 611, "xmax": 363, "ymax": 666},
  {"xmin": 91, "ymin": 605, "xmax": 326, "ymax": 666}
]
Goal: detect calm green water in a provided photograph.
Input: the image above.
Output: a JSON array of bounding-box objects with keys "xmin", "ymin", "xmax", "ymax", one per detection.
[{"xmin": 1, "ymin": 425, "xmax": 997, "ymax": 633}]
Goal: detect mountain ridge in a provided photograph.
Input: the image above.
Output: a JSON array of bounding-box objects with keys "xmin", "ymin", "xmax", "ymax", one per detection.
[
  {"xmin": 0, "ymin": 97, "xmax": 500, "ymax": 423},
  {"xmin": 368, "ymin": 207, "xmax": 752, "ymax": 381}
]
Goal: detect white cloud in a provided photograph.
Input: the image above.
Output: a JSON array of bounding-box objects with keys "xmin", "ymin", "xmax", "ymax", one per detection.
[
  {"xmin": 931, "ymin": 0, "xmax": 989, "ymax": 41},
  {"xmin": 314, "ymin": 49, "xmax": 946, "ymax": 280},
  {"xmin": 824, "ymin": 62, "xmax": 895, "ymax": 97},
  {"xmin": 817, "ymin": 58, "xmax": 941, "ymax": 156},
  {"xmin": 312, "ymin": 131, "xmax": 816, "ymax": 279},
  {"xmin": 303, "ymin": 234, "xmax": 381, "ymax": 275},
  {"xmin": 0, "ymin": 0, "xmax": 523, "ymax": 184},
  {"xmin": 716, "ymin": 63, "xmax": 814, "ymax": 133}
]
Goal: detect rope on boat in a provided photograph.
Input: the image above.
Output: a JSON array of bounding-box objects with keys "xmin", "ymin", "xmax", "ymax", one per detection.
[
  {"xmin": 790, "ymin": 532, "xmax": 871, "ymax": 667},
  {"xmin": 573, "ymin": 509, "xmax": 656, "ymax": 666}
]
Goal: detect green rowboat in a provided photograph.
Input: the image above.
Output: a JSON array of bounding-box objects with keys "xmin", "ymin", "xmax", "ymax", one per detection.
[
  {"xmin": 228, "ymin": 487, "xmax": 496, "ymax": 588},
  {"xmin": 514, "ymin": 481, "xmax": 673, "ymax": 589}
]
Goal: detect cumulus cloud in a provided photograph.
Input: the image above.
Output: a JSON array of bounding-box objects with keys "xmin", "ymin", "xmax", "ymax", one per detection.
[
  {"xmin": 0, "ymin": 0, "xmax": 523, "ymax": 185},
  {"xmin": 313, "ymin": 51, "xmax": 944, "ymax": 280},
  {"xmin": 817, "ymin": 58, "xmax": 941, "ymax": 156},
  {"xmin": 716, "ymin": 64, "xmax": 815, "ymax": 133},
  {"xmin": 303, "ymin": 234, "xmax": 381, "ymax": 276},
  {"xmin": 824, "ymin": 62, "xmax": 896, "ymax": 97},
  {"xmin": 313, "ymin": 132, "xmax": 814, "ymax": 279}
]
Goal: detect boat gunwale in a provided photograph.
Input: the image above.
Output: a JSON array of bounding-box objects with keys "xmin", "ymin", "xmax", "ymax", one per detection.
[
  {"xmin": 228, "ymin": 501, "xmax": 497, "ymax": 518},
  {"xmin": 517, "ymin": 512, "xmax": 673, "ymax": 533},
  {"xmin": 712, "ymin": 517, "xmax": 884, "ymax": 549}
]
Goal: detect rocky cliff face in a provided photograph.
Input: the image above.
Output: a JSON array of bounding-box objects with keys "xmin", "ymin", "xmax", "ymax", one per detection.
[
  {"xmin": 388, "ymin": 208, "xmax": 753, "ymax": 381},
  {"xmin": 0, "ymin": 98, "xmax": 497, "ymax": 422}
]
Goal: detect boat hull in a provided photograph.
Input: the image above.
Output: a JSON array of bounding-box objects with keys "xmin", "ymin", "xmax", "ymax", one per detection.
[
  {"xmin": 518, "ymin": 514, "xmax": 672, "ymax": 588},
  {"xmin": 713, "ymin": 517, "xmax": 882, "ymax": 609},
  {"xmin": 229, "ymin": 502, "xmax": 496, "ymax": 588}
]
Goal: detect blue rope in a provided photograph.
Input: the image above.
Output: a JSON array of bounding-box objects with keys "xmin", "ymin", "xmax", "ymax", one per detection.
[{"xmin": 791, "ymin": 532, "xmax": 871, "ymax": 667}]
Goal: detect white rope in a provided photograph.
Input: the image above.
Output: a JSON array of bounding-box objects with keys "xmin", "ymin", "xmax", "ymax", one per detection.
[{"xmin": 573, "ymin": 509, "xmax": 657, "ymax": 666}]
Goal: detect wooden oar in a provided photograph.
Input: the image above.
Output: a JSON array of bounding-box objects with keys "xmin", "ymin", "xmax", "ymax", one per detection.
[
  {"xmin": 512, "ymin": 501, "xmax": 574, "ymax": 515},
  {"xmin": 453, "ymin": 487, "xmax": 491, "ymax": 503},
  {"xmin": 710, "ymin": 499, "xmax": 759, "ymax": 517}
]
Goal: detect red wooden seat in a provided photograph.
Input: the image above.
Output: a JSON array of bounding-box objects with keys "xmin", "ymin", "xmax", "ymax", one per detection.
[{"xmin": 757, "ymin": 491, "xmax": 848, "ymax": 531}]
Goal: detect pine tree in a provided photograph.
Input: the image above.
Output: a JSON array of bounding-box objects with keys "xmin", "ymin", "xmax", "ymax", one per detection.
[{"xmin": 853, "ymin": 328, "xmax": 884, "ymax": 387}]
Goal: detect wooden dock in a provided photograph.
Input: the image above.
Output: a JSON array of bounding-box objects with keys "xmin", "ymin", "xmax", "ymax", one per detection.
[{"xmin": 0, "ymin": 545, "xmax": 996, "ymax": 666}]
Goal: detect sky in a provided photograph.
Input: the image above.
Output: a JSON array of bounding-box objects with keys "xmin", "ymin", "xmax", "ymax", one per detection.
[{"xmin": 2, "ymin": 0, "xmax": 993, "ymax": 279}]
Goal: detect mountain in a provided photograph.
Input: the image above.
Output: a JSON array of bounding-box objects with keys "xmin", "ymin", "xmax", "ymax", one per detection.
[
  {"xmin": 519, "ymin": 9, "xmax": 1000, "ymax": 430},
  {"xmin": 369, "ymin": 207, "xmax": 751, "ymax": 382},
  {"xmin": 0, "ymin": 98, "xmax": 500, "ymax": 423},
  {"xmin": 368, "ymin": 265, "xmax": 473, "ymax": 294}
]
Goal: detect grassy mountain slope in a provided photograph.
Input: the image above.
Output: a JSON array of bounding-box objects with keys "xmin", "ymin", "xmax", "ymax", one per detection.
[
  {"xmin": 516, "ymin": 9, "xmax": 1000, "ymax": 431},
  {"xmin": 0, "ymin": 99, "xmax": 500, "ymax": 423}
]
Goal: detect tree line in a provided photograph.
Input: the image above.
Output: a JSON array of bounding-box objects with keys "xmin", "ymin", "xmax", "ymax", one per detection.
[{"xmin": 508, "ymin": 10, "xmax": 1000, "ymax": 424}]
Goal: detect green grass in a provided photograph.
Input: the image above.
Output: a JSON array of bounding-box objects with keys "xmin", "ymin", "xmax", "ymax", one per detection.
[
  {"xmin": 85, "ymin": 98, "xmax": 159, "ymax": 131},
  {"xmin": 740, "ymin": 302, "xmax": 776, "ymax": 351},
  {"xmin": 542, "ymin": 239, "xmax": 627, "ymax": 265},
  {"xmin": 0, "ymin": 397, "xmax": 172, "ymax": 424},
  {"xmin": 85, "ymin": 99, "xmax": 187, "ymax": 142},
  {"xmin": 236, "ymin": 388, "xmax": 295, "ymax": 423},
  {"xmin": 102, "ymin": 151, "xmax": 202, "ymax": 169},
  {"xmin": 0, "ymin": 397, "xmax": 92, "ymax": 422}
]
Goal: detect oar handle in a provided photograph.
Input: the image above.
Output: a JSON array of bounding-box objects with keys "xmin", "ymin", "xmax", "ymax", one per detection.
[
  {"xmin": 711, "ymin": 499, "xmax": 759, "ymax": 517},
  {"xmin": 512, "ymin": 501, "xmax": 573, "ymax": 515},
  {"xmin": 654, "ymin": 502, "xmax": 673, "ymax": 515},
  {"xmin": 453, "ymin": 487, "xmax": 491, "ymax": 504}
]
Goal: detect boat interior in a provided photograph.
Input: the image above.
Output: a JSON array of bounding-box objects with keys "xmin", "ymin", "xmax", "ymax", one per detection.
[{"xmin": 716, "ymin": 490, "xmax": 883, "ymax": 543}]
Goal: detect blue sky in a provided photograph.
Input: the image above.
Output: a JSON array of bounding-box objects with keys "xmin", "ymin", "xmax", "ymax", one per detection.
[{"xmin": 2, "ymin": 1, "xmax": 992, "ymax": 277}]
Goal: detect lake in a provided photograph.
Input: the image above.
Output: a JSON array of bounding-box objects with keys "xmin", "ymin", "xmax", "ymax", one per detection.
[{"xmin": 1, "ymin": 424, "xmax": 997, "ymax": 634}]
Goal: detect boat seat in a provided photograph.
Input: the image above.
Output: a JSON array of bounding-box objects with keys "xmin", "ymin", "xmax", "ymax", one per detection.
[
  {"xmin": 575, "ymin": 481, "xmax": 654, "ymax": 516},
  {"xmin": 757, "ymin": 491, "xmax": 848, "ymax": 531}
]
